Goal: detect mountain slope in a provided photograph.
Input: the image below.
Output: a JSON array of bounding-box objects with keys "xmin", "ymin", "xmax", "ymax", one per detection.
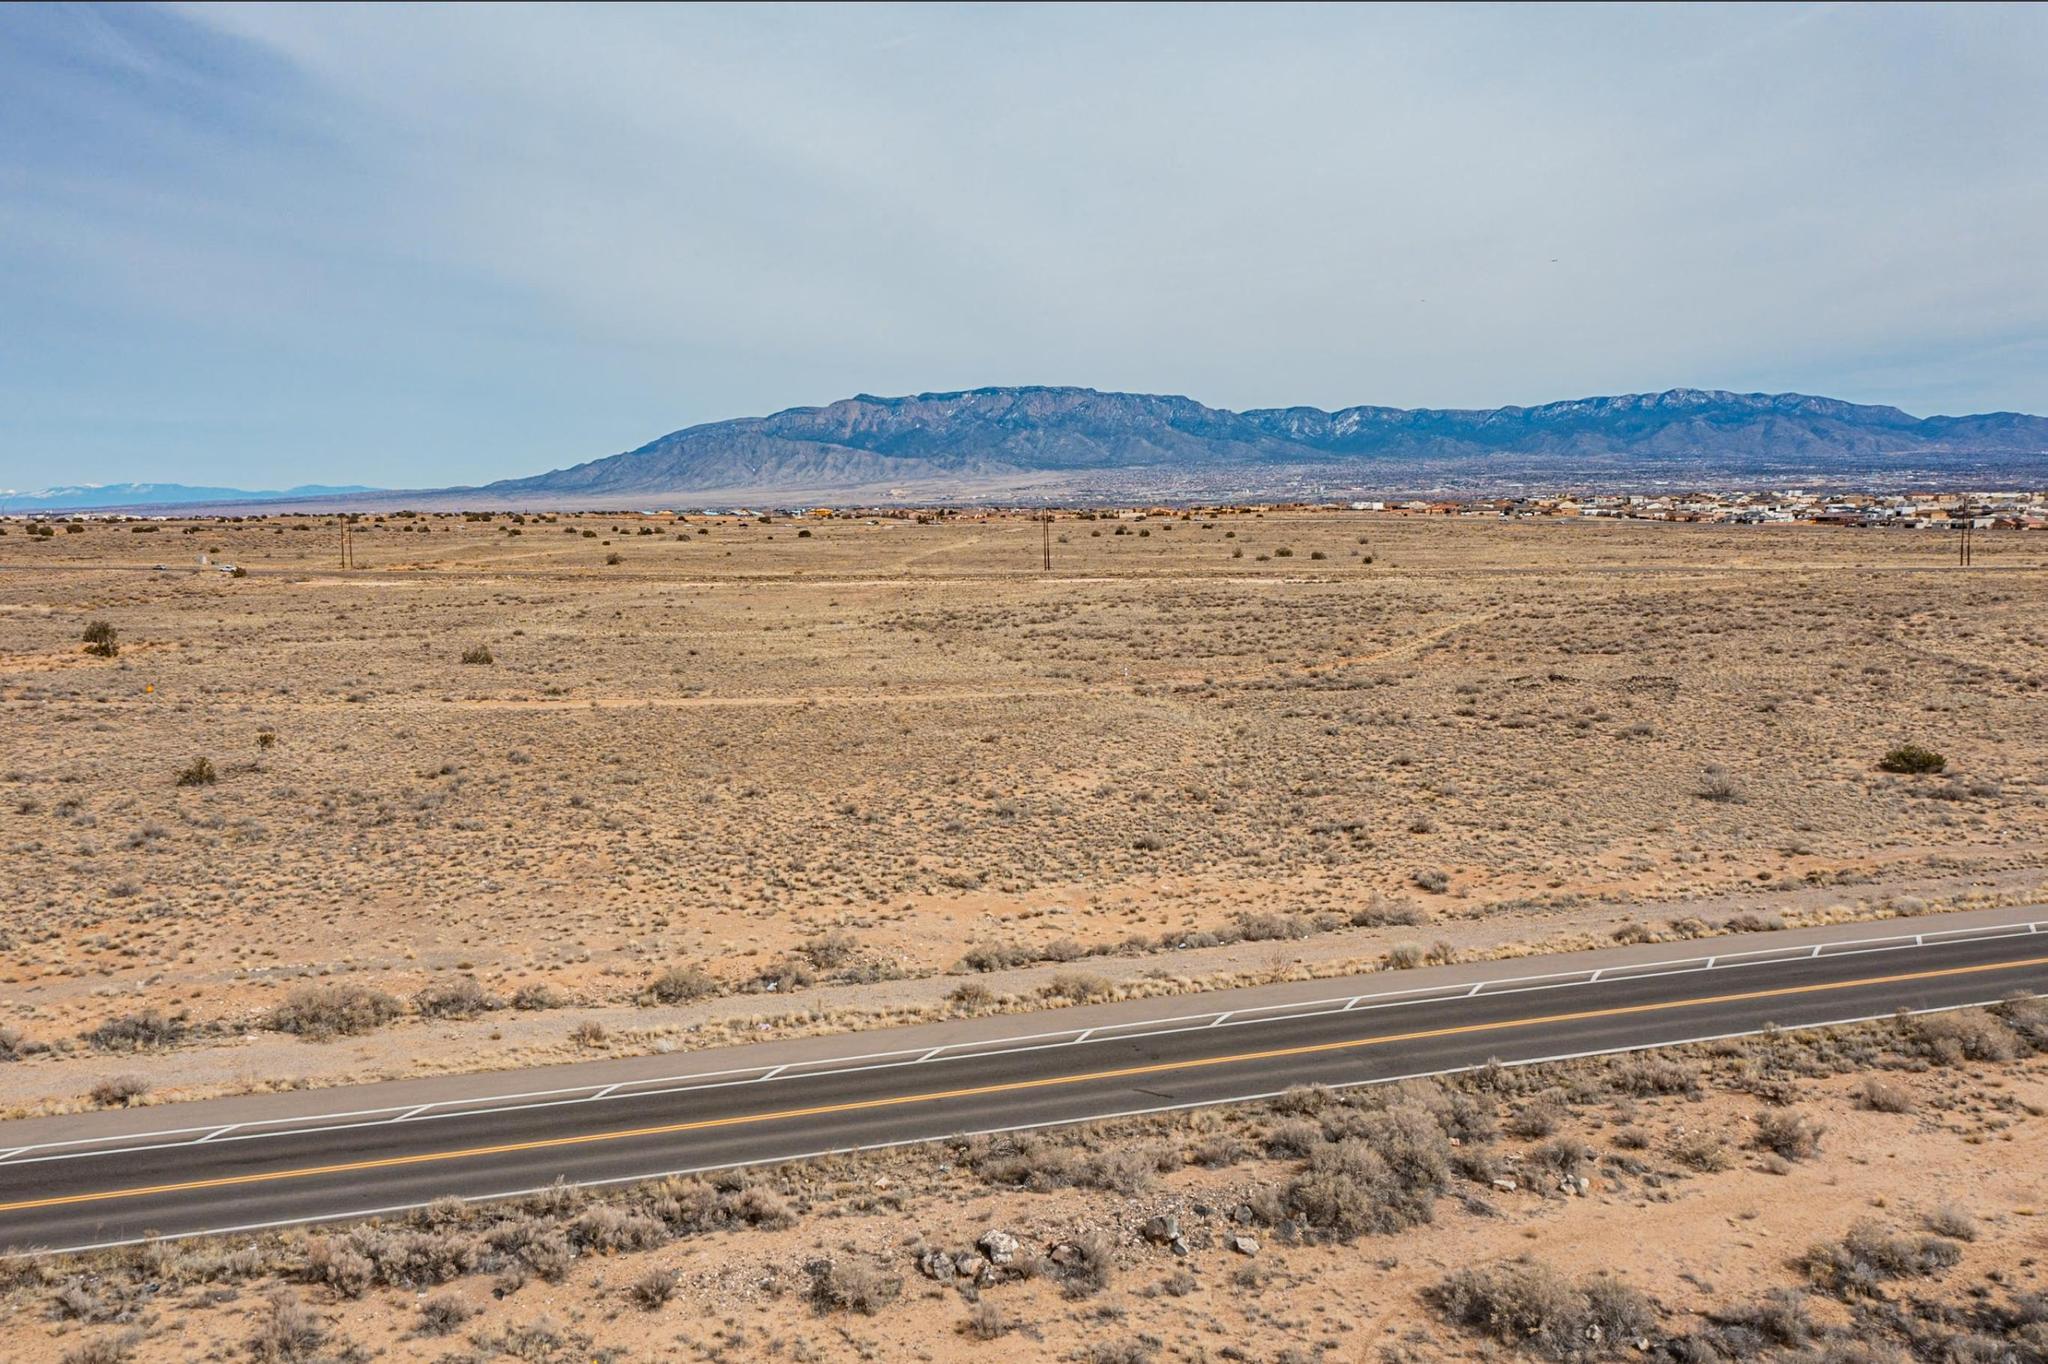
[{"xmin": 477, "ymin": 386, "xmax": 2048, "ymax": 501}]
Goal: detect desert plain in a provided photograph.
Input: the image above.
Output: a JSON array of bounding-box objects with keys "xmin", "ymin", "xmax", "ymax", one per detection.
[{"xmin": 2, "ymin": 507, "xmax": 2046, "ymax": 1362}]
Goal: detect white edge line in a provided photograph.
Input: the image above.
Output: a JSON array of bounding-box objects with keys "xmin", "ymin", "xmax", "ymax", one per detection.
[
  {"xmin": 2, "ymin": 994, "xmax": 2015, "ymax": 1260},
  {"xmin": 4, "ymin": 920, "xmax": 2041, "ymax": 1167}
]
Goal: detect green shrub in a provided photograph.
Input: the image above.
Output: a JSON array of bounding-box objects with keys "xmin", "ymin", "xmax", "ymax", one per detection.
[
  {"xmin": 1877, "ymin": 744, "xmax": 1945, "ymax": 774},
  {"xmin": 82, "ymin": 620, "xmax": 119, "ymax": 657}
]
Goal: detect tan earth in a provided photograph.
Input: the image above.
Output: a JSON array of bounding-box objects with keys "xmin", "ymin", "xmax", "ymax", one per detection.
[{"xmin": 1, "ymin": 510, "xmax": 2045, "ymax": 1115}]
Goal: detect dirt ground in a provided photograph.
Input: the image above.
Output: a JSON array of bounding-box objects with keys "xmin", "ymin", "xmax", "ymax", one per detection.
[{"xmin": 2, "ymin": 511, "xmax": 2045, "ymax": 1116}]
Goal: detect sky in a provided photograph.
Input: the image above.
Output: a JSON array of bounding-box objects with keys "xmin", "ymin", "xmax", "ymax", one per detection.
[{"xmin": 3, "ymin": 2, "xmax": 2046, "ymax": 491}]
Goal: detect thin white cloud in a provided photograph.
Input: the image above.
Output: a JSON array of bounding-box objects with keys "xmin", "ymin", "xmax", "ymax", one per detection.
[{"xmin": 1, "ymin": 1, "xmax": 2044, "ymax": 486}]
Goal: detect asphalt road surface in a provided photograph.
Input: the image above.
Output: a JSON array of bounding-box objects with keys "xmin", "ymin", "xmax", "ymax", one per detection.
[{"xmin": 3, "ymin": 919, "xmax": 2043, "ymax": 1253}]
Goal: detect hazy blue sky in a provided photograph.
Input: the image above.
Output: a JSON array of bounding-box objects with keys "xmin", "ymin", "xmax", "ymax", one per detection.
[{"xmin": 4, "ymin": 2, "xmax": 2046, "ymax": 490}]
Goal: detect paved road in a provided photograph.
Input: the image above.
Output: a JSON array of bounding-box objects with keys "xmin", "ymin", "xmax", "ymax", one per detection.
[{"xmin": 2, "ymin": 917, "xmax": 2043, "ymax": 1253}]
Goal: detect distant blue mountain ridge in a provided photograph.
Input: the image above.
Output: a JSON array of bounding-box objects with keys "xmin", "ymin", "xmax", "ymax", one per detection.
[
  {"xmin": 477, "ymin": 386, "xmax": 2048, "ymax": 498},
  {"xmin": 4, "ymin": 483, "xmax": 381, "ymax": 510},
  {"xmin": 13, "ymin": 387, "xmax": 2048, "ymax": 510}
]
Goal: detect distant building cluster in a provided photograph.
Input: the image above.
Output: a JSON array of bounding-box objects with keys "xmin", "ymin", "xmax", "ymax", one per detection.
[
  {"xmin": 5, "ymin": 488, "xmax": 2044, "ymax": 530},
  {"xmin": 1340, "ymin": 489, "xmax": 2048, "ymax": 529}
]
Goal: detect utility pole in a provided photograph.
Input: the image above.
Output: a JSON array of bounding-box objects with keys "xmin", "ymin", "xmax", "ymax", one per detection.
[{"xmin": 1041, "ymin": 510, "xmax": 1052, "ymax": 572}]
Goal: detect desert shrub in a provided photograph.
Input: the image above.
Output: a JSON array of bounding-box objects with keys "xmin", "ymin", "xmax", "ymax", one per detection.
[
  {"xmin": 1877, "ymin": 744, "xmax": 1945, "ymax": 774},
  {"xmin": 1505, "ymin": 1097, "xmax": 1565, "ymax": 1139},
  {"xmin": 459, "ymin": 644, "xmax": 494, "ymax": 665},
  {"xmin": 515, "ymin": 1230, "xmax": 576, "ymax": 1282},
  {"xmin": 1669, "ymin": 1130, "xmax": 1731, "ymax": 1172},
  {"xmin": 413, "ymin": 975, "xmax": 501, "ymax": 1019},
  {"xmin": 1908, "ymin": 1009, "xmax": 2021, "ymax": 1065},
  {"xmin": 60, "ymin": 1333, "xmax": 141, "ymax": 1364},
  {"xmin": 266, "ymin": 984, "xmax": 403, "ymax": 1040},
  {"xmin": 570, "ymin": 1206, "xmax": 664, "ymax": 1252},
  {"xmin": 1753, "ymin": 1109, "xmax": 1824, "ymax": 1161},
  {"xmin": 50, "ymin": 1280, "xmax": 122, "ymax": 1323},
  {"xmin": 303, "ymin": 1239, "xmax": 374, "ymax": 1298},
  {"xmin": 1192, "ymin": 1133, "xmax": 1249, "ymax": 1167},
  {"xmin": 1084, "ymin": 1343, "xmax": 1157, "ymax": 1364},
  {"xmin": 416, "ymin": 1294, "xmax": 476, "ymax": 1335},
  {"xmin": 1044, "ymin": 970, "xmax": 1113, "ymax": 1003},
  {"xmin": 947, "ymin": 980, "xmax": 997, "ymax": 1011},
  {"xmin": 1801, "ymin": 1220, "xmax": 1963, "ymax": 1298},
  {"xmin": 811, "ymin": 1258, "xmax": 902, "ymax": 1315},
  {"xmin": 628, "ymin": 1267, "xmax": 677, "ymax": 1309},
  {"xmin": 800, "ymin": 930, "xmax": 860, "ymax": 968},
  {"xmin": 1384, "ymin": 1079, "xmax": 1497, "ymax": 1145},
  {"xmin": 605, "ymin": 552, "xmax": 623, "ymax": 565},
  {"xmin": 642, "ymin": 966, "xmax": 717, "ymax": 1004},
  {"xmin": 311, "ymin": 1227, "xmax": 477, "ymax": 1293},
  {"xmin": 248, "ymin": 1290, "xmax": 327, "ymax": 1363},
  {"xmin": 570, "ymin": 1020, "xmax": 607, "ymax": 1047},
  {"xmin": 174, "ymin": 756, "xmax": 217, "ymax": 787},
  {"xmin": 1234, "ymin": 910, "xmax": 1315, "ymax": 941},
  {"xmin": 1996, "ymin": 992, "xmax": 2048, "ymax": 1051},
  {"xmin": 1265, "ymin": 1118, "xmax": 1325, "ymax": 1158},
  {"xmin": 1690, "ymin": 1290, "xmax": 1817, "ymax": 1356},
  {"xmin": 1924, "ymin": 1204, "xmax": 1977, "ymax": 1241},
  {"xmin": 90, "ymin": 1074, "xmax": 151, "ymax": 1107},
  {"xmin": 749, "ymin": 958, "xmax": 814, "ymax": 993},
  {"xmin": 959, "ymin": 941, "xmax": 1034, "ymax": 972},
  {"xmin": 1431, "ymin": 1260, "xmax": 1654, "ymax": 1360},
  {"xmin": 1052, "ymin": 1234, "xmax": 1116, "ymax": 1297},
  {"xmin": 0, "ymin": 1025, "xmax": 27, "ymax": 1061},
  {"xmin": 84, "ymin": 1009, "xmax": 188, "ymax": 1052},
  {"xmin": 1609, "ymin": 1056, "xmax": 1701, "ymax": 1097},
  {"xmin": 1282, "ymin": 1129, "xmax": 1446, "ymax": 1238},
  {"xmin": 1695, "ymin": 765, "xmax": 1741, "ymax": 802},
  {"xmin": 1411, "ymin": 868, "xmax": 1450, "ymax": 894},
  {"xmin": 1350, "ymin": 901, "xmax": 1426, "ymax": 928},
  {"xmin": 963, "ymin": 1299, "xmax": 1010, "ymax": 1339},
  {"xmin": 1529, "ymin": 1137, "xmax": 1589, "ymax": 1177},
  {"xmin": 82, "ymin": 620, "xmax": 119, "ymax": 658},
  {"xmin": 510, "ymin": 983, "xmax": 566, "ymax": 1011},
  {"xmin": 1856, "ymin": 1076, "xmax": 1915, "ymax": 1113},
  {"xmin": 1384, "ymin": 942, "xmax": 1426, "ymax": 970}
]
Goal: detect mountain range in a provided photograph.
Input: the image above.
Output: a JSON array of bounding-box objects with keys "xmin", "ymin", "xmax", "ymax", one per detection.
[
  {"xmin": 469, "ymin": 386, "xmax": 2048, "ymax": 505},
  {"xmin": 4, "ymin": 482, "xmax": 380, "ymax": 510},
  {"xmin": 15, "ymin": 389, "xmax": 2048, "ymax": 511}
]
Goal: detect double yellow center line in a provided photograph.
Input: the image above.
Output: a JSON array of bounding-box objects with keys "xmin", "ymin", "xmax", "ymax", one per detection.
[{"xmin": 3, "ymin": 951, "xmax": 2042, "ymax": 1216}]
